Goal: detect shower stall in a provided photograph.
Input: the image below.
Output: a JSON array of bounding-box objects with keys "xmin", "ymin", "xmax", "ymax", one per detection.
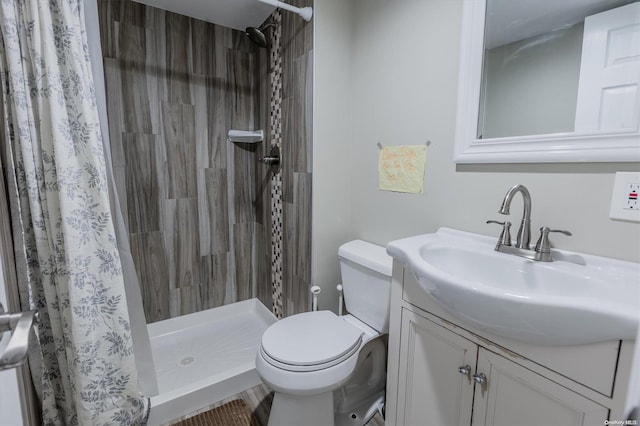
[
  {"xmin": 88, "ymin": 0, "xmax": 312, "ymax": 423},
  {"xmin": 0, "ymin": 0, "xmax": 312, "ymax": 421}
]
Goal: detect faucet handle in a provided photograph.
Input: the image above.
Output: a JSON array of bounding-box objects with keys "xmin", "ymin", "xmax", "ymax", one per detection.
[
  {"xmin": 486, "ymin": 220, "xmax": 512, "ymax": 246},
  {"xmin": 534, "ymin": 227, "xmax": 572, "ymax": 255}
]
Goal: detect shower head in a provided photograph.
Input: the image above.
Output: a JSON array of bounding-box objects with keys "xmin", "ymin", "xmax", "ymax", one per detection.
[
  {"xmin": 245, "ymin": 27, "xmax": 267, "ymax": 48},
  {"xmin": 245, "ymin": 24, "xmax": 275, "ymax": 48}
]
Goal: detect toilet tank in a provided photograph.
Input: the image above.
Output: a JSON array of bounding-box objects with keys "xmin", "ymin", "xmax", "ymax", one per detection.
[{"xmin": 338, "ymin": 240, "xmax": 393, "ymax": 333}]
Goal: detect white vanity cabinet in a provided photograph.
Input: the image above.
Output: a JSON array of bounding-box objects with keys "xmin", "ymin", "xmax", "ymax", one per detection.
[
  {"xmin": 386, "ymin": 264, "xmax": 635, "ymax": 426},
  {"xmin": 395, "ymin": 308, "xmax": 477, "ymax": 426},
  {"xmin": 473, "ymin": 347, "xmax": 607, "ymax": 425}
]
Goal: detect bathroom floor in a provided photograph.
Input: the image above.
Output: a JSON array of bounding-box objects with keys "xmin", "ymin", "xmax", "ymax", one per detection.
[
  {"xmin": 367, "ymin": 412, "xmax": 385, "ymax": 426},
  {"xmin": 166, "ymin": 384, "xmax": 273, "ymax": 426},
  {"xmin": 173, "ymin": 399, "xmax": 259, "ymax": 426},
  {"xmin": 168, "ymin": 383, "xmax": 386, "ymax": 425}
]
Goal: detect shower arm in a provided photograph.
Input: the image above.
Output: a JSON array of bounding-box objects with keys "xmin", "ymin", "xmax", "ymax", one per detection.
[{"xmin": 256, "ymin": 0, "xmax": 313, "ymax": 22}]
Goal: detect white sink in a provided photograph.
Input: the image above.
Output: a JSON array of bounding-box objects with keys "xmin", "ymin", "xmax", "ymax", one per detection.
[{"xmin": 386, "ymin": 228, "xmax": 640, "ymax": 346}]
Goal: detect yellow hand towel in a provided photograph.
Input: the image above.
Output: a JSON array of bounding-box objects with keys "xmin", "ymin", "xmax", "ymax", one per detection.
[{"xmin": 378, "ymin": 145, "xmax": 427, "ymax": 194}]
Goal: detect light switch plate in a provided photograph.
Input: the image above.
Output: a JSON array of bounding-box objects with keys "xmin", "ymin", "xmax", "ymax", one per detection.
[{"xmin": 610, "ymin": 172, "xmax": 640, "ymax": 222}]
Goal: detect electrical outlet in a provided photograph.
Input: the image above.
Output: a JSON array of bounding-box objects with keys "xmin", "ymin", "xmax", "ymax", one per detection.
[
  {"xmin": 624, "ymin": 183, "xmax": 639, "ymax": 210},
  {"xmin": 610, "ymin": 172, "xmax": 640, "ymax": 222}
]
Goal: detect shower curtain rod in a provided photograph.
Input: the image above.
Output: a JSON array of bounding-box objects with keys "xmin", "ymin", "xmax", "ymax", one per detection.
[{"xmin": 257, "ymin": 0, "xmax": 313, "ymax": 22}]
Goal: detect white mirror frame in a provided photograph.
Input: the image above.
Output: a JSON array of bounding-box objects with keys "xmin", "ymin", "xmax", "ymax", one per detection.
[{"xmin": 454, "ymin": 0, "xmax": 640, "ymax": 164}]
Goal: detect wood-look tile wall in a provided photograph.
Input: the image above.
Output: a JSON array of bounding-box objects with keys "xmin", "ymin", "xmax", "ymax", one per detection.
[
  {"xmin": 279, "ymin": 0, "xmax": 313, "ymax": 316},
  {"xmin": 98, "ymin": 0, "xmax": 272, "ymax": 322}
]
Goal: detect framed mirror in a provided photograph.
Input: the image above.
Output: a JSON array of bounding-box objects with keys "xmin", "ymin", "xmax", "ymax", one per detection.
[{"xmin": 454, "ymin": 0, "xmax": 640, "ymax": 163}]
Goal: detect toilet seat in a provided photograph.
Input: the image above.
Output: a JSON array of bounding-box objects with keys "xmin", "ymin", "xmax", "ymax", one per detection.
[{"xmin": 260, "ymin": 311, "xmax": 363, "ymax": 372}]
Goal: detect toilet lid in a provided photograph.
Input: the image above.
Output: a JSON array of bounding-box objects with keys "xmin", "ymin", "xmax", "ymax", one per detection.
[{"xmin": 261, "ymin": 311, "xmax": 363, "ymax": 370}]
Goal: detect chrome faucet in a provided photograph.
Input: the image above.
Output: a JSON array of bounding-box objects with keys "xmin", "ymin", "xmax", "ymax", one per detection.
[
  {"xmin": 498, "ymin": 184, "xmax": 531, "ymax": 249},
  {"xmin": 487, "ymin": 184, "xmax": 571, "ymax": 262}
]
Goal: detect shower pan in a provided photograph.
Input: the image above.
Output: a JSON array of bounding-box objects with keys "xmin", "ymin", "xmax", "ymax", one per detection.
[{"xmin": 146, "ymin": 299, "xmax": 276, "ymax": 425}]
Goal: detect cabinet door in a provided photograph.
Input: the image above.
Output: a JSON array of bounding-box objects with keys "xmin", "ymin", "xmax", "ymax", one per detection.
[
  {"xmin": 472, "ymin": 348, "xmax": 608, "ymax": 426},
  {"xmin": 395, "ymin": 309, "xmax": 477, "ymax": 426}
]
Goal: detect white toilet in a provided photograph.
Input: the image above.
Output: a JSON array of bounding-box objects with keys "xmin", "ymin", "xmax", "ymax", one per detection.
[{"xmin": 256, "ymin": 240, "xmax": 392, "ymax": 426}]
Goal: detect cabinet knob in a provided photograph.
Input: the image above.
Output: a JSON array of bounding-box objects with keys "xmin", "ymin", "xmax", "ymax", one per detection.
[
  {"xmin": 472, "ymin": 372, "xmax": 487, "ymax": 384},
  {"xmin": 458, "ymin": 365, "xmax": 471, "ymax": 376}
]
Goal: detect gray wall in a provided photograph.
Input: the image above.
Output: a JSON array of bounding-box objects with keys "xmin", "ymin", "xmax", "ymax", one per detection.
[
  {"xmin": 280, "ymin": 0, "xmax": 314, "ymax": 317},
  {"xmin": 482, "ymin": 23, "xmax": 583, "ymax": 138},
  {"xmin": 313, "ymin": 0, "xmax": 640, "ymax": 311},
  {"xmin": 312, "ymin": 0, "xmax": 355, "ymax": 311}
]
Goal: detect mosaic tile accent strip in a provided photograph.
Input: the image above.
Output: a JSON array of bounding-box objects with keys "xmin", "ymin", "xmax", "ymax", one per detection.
[
  {"xmin": 279, "ymin": 0, "xmax": 313, "ymax": 316},
  {"xmin": 269, "ymin": 10, "xmax": 284, "ymax": 319}
]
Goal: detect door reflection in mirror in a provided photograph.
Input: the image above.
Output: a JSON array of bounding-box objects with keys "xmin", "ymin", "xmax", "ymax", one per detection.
[{"xmin": 478, "ymin": 0, "xmax": 639, "ymax": 139}]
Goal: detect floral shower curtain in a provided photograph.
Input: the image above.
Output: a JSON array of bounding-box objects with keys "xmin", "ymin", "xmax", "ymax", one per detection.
[{"xmin": 0, "ymin": 0, "xmax": 148, "ymax": 424}]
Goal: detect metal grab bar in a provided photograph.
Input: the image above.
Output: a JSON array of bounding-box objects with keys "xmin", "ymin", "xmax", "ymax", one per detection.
[{"xmin": 0, "ymin": 307, "xmax": 37, "ymax": 371}]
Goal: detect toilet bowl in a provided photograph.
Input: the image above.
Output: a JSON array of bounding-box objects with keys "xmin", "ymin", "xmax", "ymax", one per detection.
[{"xmin": 255, "ymin": 240, "xmax": 392, "ymax": 426}]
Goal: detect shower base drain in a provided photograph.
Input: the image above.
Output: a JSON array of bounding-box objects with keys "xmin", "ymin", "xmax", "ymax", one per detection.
[{"xmin": 178, "ymin": 356, "xmax": 196, "ymax": 367}]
